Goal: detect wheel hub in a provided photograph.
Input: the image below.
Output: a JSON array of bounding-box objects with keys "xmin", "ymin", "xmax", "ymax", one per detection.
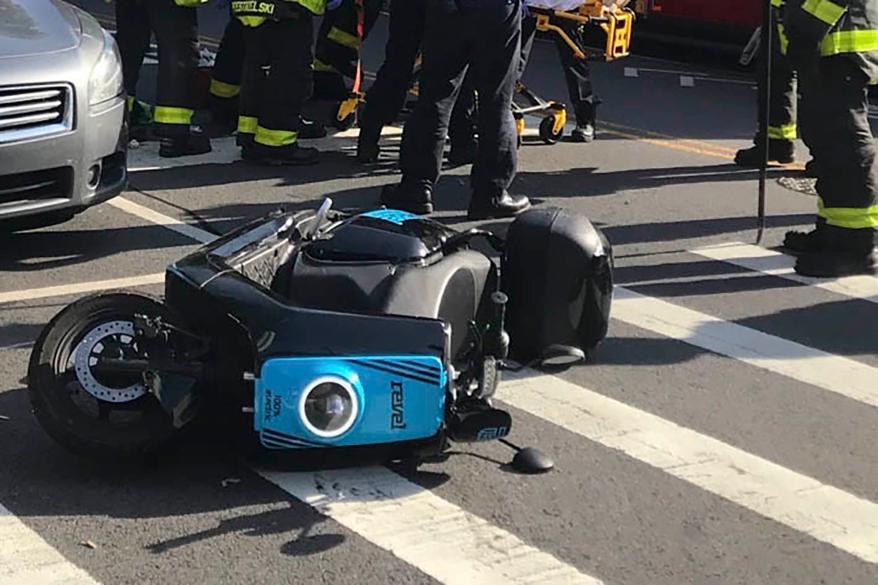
[{"xmin": 73, "ymin": 320, "xmax": 146, "ymax": 404}]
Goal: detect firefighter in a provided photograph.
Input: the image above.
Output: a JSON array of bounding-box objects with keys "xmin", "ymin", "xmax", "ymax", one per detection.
[
  {"xmin": 519, "ymin": 1, "xmax": 597, "ymax": 142},
  {"xmin": 782, "ymin": 0, "xmax": 877, "ymax": 276},
  {"xmin": 208, "ymin": 14, "xmax": 326, "ymax": 139},
  {"xmin": 232, "ymin": 0, "xmax": 335, "ymax": 166},
  {"xmin": 356, "ymin": 0, "xmax": 478, "ymax": 165},
  {"xmin": 735, "ymin": 1, "xmax": 801, "ymax": 168},
  {"xmin": 115, "ymin": 0, "xmax": 212, "ymax": 157},
  {"xmin": 381, "ymin": 0, "xmax": 529, "ymax": 220}
]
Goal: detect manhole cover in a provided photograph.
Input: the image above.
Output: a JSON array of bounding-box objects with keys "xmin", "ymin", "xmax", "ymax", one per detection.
[{"xmin": 777, "ymin": 176, "xmax": 817, "ymax": 196}]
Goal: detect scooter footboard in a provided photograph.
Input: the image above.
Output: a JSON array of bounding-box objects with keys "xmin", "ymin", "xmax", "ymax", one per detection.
[{"xmin": 254, "ymin": 356, "xmax": 447, "ymax": 449}]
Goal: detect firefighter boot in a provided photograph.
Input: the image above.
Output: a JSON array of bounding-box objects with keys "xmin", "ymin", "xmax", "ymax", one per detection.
[
  {"xmin": 380, "ymin": 182, "xmax": 434, "ymax": 215},
  {"xmin": 734, "ymin": 139, "xmax": 795, "ymax": 167},
  {"xmin": 159, "ymin": 128, "xmax": 212, "ymax": 158},
  {"xmin": 298, "ymin": 117, "xmax": 328, "ymax": 140},
  {"xmin": 794, "ymin": 228, "xmax": 876, "ymax": 277},
  {"xmin": 467, "ymin": 191, "xmax": 531, "ymax": 221},
  {"xmin": 250, "ymin": 143, "xmax": 320, "ymax": 166}
]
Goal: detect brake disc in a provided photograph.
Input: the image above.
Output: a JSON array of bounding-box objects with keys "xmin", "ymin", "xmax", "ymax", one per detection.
[{"xmin": 73, "ymin": 320, "xmax": 146, "ymax": 404}]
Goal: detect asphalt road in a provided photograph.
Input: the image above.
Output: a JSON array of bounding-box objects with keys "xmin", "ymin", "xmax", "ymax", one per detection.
[{"xmin": 2, "ymin": 5, "xmax": 877, "ymax": 585}]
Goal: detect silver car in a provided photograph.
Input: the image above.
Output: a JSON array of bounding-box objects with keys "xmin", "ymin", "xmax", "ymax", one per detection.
[{"xmin": 0, "ymin": 0, "xmax": 127, "ymax": 228}]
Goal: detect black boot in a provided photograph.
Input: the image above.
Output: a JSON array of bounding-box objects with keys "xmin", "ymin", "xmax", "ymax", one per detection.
[
  {"xmin": 783, "ymin": 225, "xmax": 826, "ymax": 255},
  {"xmin": 734, "ymin": 139, "xmax": 795, "ymax": 167},
  {"xmin": 467, "ymin": 191, "xmax": 531, "ymax": 221},
  {"xmin": 380, "ymin": 183, "xmax": 434, "ymax": 215},
  {"xmin": 298, "ymin": 117, "xmax": 327, "ymax": 140},
  {"xmin": 357, "ymin": 126, "xmax": 381, "ymax": 164},
  {"xmin": 158, "ymin": 129, "xmax": 212, "ymax": 158},
  {"xmin": 250, "ymin": 142, "xmax": 320, "ymax": 166},
  {"xmin": 794, "ymin": 228, "xmax": 876, "ymax": 277}
]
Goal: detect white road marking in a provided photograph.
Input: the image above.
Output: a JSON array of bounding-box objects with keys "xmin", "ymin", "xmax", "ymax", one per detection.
[
  {"xmin": 127, "ymin": 127, "xmax": 404, "ymax": 172},
  {"xmin": 497, "ymin": 369, "xmax": 878, "ymax": 565},
  {"xmin": 623, "ymin": 67, "xmax": 638, "ymax": 78},
  {"xmin": 612, "ymin": 286, "xmax": 878, "ymax": 408},
  {"xmin": 0, "ymin": 273, "xmax": 166, "ymax": 306},
  {"xmin": 0, "ymin": 504, "xmax": 100, "ymax": 584},
  {"xmin": 107, "ymin": 198, "xmax": 215, "ymax": 244},
  {"xmin": 679, "ymin": 75, "xmax": 695, "ymax": 88},
  {"xmin": 259, "ymin": 467, "xmax": 602, "ymax": 585},
  {"xmin": 692, "ymin": 242, "xmax": 878, "ymax": 304}
]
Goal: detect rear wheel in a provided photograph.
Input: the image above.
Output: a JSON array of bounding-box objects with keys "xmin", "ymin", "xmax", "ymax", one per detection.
[
  {"xmin": 28, "ymin": 293, "xmax": 187, "ymax": 461},
  {"xmin": 539, "ymin": 116, "xmax": 563, "ymax": 145}
]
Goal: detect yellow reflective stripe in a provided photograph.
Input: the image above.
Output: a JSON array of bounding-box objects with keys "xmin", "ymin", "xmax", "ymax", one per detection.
[
  {"xmin": 153, "ymin": 106, "xmax": 193, "ymax": 125},
  {"xmin": 238, "ymin": 116, "xmax": 258, "ymax": 135},
  {"xmin": 255, "ymin": 125, "xmax": 298, "ymax": 146},
  {"xmin": 817, "ymin": 197, "xmax": 878, "ymax": 229},
  {"xmin": 770, "ymin": 0, "xmax": 784, "ymax": 7},
  {"xmin": 327, "ymin": 26, "xmax": 360, "ymax": 49},
  {"xmin": 237, "ymin": 15, "xmax": 267, "ymax": 27},
  {"xmin": 777, "ymin": 23, "xmax": 790, "ymax": 54},
  {"xmin": 209, "ymin": 79, "xmax": 240, "ymax": 99},
  {"xmin": 802, "ymin": 0, "xmax": 847, "ymax": 26},
  {"xmin": 768, "ymin": 123, "xmax": 797, "ymax": 140},
  {"xmin": 821, "ymin": 29, "xmax": 878, "ymax": 55},
  {"xmin": 313, "ymin": 59, "xmax": 338, "ymax": 73},
  {"xmin": 126, "ymin": 95, "xmax": 135, "ymax": 111}
]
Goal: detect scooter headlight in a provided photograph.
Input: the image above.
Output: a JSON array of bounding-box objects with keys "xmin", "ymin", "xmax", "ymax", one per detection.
[{"xmin": 298, "ymin": 376, "xmax": 358, "ymax": 438}]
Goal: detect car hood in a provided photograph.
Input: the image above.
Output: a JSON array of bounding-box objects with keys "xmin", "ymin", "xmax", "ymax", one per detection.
[{"xmin": 0, "ymin": 0, "xmax": 81, "ymax": 59}]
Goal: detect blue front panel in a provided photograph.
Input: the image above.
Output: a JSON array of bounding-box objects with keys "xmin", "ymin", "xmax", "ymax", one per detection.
[{"xmin": 254, "ymin": 355, "xmax": 446, "ymax": 449}]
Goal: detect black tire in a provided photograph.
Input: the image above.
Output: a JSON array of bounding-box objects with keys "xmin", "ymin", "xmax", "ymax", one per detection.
[
  {"xmin": 28, "ymin": 292, "xmax": 186, "ymax": 461},
  {"xmin": 330, "ymin": 102, "xmax": 358, "ymax": 131},
  {"xmin": 539, "ymin": 116, "xmax": 563, "ymax": 145}
]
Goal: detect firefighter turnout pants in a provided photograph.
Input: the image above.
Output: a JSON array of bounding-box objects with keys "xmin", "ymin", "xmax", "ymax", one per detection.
[
  {"xmin": 759, "ymin": 11, "xmax": 798, "ymax": 144},
  {"xmin": 115, "ymin": 0, "xmax": 199, "ymax": 137},
  {"xmin": 238, "ymin": 14, "xmax": 314, "ymax": 148},
  {"xmin": 400, "ymin": 0, "xmax": 521, "ymax": 199},
  {"xmin": 210, "ymin": 16, "xmax": 245, "ymax": 117},
  {"xmin": 520, "ymin": 13, "xmax": 595, "ymax": 126},
  {"xmin": 798, "ymin": 55, "xmax": 878, "ymax": 242}
]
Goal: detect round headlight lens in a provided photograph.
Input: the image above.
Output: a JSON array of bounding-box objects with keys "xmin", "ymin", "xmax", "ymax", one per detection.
[
  {"xmin": 299, "ymin": 377, "xmax": 358, "ymax": 438},
  {"xmin": 89, "ymin": 30, "xmax": 123, "ymax": 106}
]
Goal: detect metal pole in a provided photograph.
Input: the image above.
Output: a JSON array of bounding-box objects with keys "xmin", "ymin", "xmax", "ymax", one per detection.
[{"xmin": 756, "ymin": 0, "xmax": 773, "ymax": 244}]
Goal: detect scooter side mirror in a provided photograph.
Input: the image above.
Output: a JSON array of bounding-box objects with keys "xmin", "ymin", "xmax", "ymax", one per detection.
[{"xmin": 539, "ymin": 344, "xmax": 586, "ymax": 371}]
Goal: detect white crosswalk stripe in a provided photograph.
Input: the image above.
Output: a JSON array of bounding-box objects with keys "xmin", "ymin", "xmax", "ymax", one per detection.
[
  {"xmin": 0, "ymin": 504, "xmax": 100, "ymax": 584},
  {"xmin": 692, "ymin": 242, "xmax": 878, "ymax": 304},
  {"xmin": 612, "ymin": 286, "xmax": 878, "ymax": 409},
  {"xmin": 496, "ymin": 370, "xmax": 878, "ymax": 564},
  {"xmin": 259, "ymin": 467, "xmax": 603, "ymax": 584}
]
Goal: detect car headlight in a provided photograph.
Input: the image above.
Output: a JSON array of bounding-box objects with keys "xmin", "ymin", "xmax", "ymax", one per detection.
[
  {"xmin": 298, "ymin": 376, "xmax": 358, "ymax": 438},
  {"xmin": 89, "ymin": 30, "xmax": 123, "ymax": 106}
]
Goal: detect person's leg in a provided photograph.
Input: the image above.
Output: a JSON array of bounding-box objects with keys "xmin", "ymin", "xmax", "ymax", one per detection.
[
  {"xmin": 209, "ymin": 16, "xmax": 245, "ymax": 132},
  {"xmin": 148, "ymin": 0, "xmax": 211, "ymax": 156},
  {"xmin": 467, "ymin": 0, "xmax": 527, "ymax": 219},
  {"xmin": 555, "ymin": 22, "xmax": 595, "ymax": 142},
  {"xmin": 448, "ymin": 70, "xmax": 478, "ymax": 165},
  {"xmin": 794, "ymin": 57, "xmax": 876, "ymax": 276},
  {"xmin": 236, "ymin": 24, "xmax": 269, "ymax": 154},
  {"xmin": 518, "ymin": 13, "xmax": 537, "ymax": 80},
  {"xmin": 400, "ymin": 1, "xmax": 469, "ymax": 187},
  {"xmin": 114, "ymin": 0, "xmax": 151, "ymax": 101},
  {"xmin": 357, "ymin": 0, "xmax": 427, "ymax": 161},
  {"xmin": 252, "ymin": 14, "xmax": 319, "ymax": 165}
]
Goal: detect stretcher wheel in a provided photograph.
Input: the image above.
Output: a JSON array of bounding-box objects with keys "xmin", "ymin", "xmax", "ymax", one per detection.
[
  {"xmin": 539, "ymin": 116, "xmax": 563, "ymax": 145},
  {"xmin": 28, "ymin": 293, "xmax": 186, "ymax": 461}
]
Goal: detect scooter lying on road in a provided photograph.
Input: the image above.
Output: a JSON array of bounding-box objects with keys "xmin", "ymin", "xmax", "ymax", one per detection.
[{"xmin": 27, "ymin": 201, "xmax": 613, "ymax": 472}]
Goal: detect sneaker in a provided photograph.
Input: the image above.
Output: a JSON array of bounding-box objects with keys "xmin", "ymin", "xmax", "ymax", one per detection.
[
  {"xmin": 250, "ymin": 142, "xmax": 319, "ymax": 166},
  {"xmin": 570, "ymin": 123, "xmax": 595, "ymax": 143},
  {"xmin": 734, "ymin": 139, "xmax": 795, "ymax": 167},
  {"xmin": 467, "ymin": 191, "xmax": 531, "ymax": 221},
  {"xmin": 158, "ymin": 130, "xmax": 212, "ymax": 158},
  {"xmin": 380, "ymin": 183, "xmax": 434, "ymax": 215}
]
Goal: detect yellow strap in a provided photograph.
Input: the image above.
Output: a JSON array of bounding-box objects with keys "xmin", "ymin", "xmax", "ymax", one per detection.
[
  {"xmin": 817, "ymin": 197, "xmax": 878, "ymax": 229},
  {"xmin": 802, "ymin": 0, "xmax": 847, "ymax": 27},
  {"xmin": 768, "ymin": 123, "xmax": 797, "ymax": 140},
  {"xmin": 255, "ymin": 125, "xmax": 298, "ymax": 146},
  {"xmin": 777, "ymin": 23, "xmax": 790, "ymax": 54},
  {"xmin": 327, "ymin": 26, "xmax": 360, "ymax": 49},
  {"xmin": 313, "ymin": 59, "xmax": 338, "ymax": 73},
  {"xmin": 153, "ymin": 106, "xmax": 193, "ymax": 125},
  {"xmin": 238, "ymin": 116, "xmax": 258, "ymax": 135},
  {"xmin": 821, "ymin": 29, "xmax": 878, "ymax": 55},
  {"xmin": 210, "ymin": 79, "xmax": 241, "ymax": 99}
]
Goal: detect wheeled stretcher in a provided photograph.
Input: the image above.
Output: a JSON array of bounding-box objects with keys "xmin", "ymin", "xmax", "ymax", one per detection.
[{"xmin": 516, "ymin": 0, "xmax": 635, "ymax": 144}]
